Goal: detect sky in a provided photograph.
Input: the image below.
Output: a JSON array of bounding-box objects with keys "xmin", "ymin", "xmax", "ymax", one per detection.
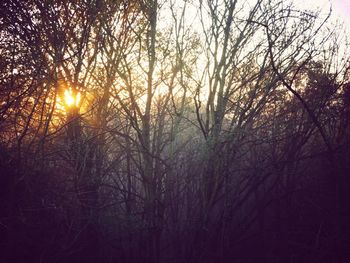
[
  {"xmin": 294, "ymin": 0, "xmax": 350, "ymax": 26},
  {"xmin": 331, "ymin": 0, "xmax": 350, "ymax": 24},
  {"xmin": 170, "ymin": 0, "xmax": 350, "ymax": 31}
]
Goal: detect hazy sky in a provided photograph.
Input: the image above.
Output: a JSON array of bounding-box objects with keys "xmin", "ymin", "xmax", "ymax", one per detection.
[
  {"xmin": 295, "ymin": 0, "xmax": 350, "ymax": 25},
  {"xmin": 332, "ymin": 0, "xmax": 350, "ymax": 24}
]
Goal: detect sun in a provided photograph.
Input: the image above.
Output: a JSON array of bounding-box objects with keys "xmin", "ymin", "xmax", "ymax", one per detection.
[{"xmin": 64, "ymin": 88, "xmax": 81, "ymax": 107}]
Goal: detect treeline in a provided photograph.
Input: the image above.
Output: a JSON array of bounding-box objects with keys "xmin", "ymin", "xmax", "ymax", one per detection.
[{"xmin": 1, "ymin": 0, "xmax": 350, "ymax": 262}]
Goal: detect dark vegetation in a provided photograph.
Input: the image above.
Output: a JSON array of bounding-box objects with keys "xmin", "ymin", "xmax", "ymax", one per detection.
[{"xmin": 1, "ymin": 0, "xmax": 350, "ymax": 262}]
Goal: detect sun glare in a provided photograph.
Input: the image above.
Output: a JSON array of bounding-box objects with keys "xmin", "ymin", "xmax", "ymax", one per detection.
[{"xmin": 64, "ymin": 89, "xmax": 81, "ymax": 107}]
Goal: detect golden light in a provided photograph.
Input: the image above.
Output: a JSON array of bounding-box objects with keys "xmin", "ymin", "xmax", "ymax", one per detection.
[{"xmin": 64, "ymin": 89, "xmax": 81, "ymax": 107}]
